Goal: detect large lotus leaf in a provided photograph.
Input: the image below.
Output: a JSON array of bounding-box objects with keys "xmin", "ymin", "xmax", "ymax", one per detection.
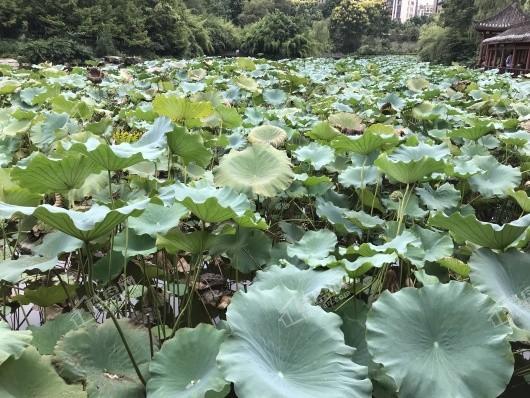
[
  {"xmin": 415, "ymin": 182, "xmax": 460, "ymax": 211},
  {"xmin": 211, "ymin": 228, "xmax": 272, "ymax": 273},
  {"xmin": 0, "ymin": 346, "xmax": 87, "ymax": 398},
  {"xmin": 448, "ymin": 123, "xmax": 495, "ymax": 141},
  {"xmin": 406, "ymin": 77, "xmax": 429, "ymax": 92},
  {"xmin": 248, "ymin": 125, "xmax": 287, "ymax": 146},
  {"xmin": 69, "ymin": 138, "xmax": 144, "ymax": 171},
  {"xmin": 113, "ymin": 229, "xmax": 157, "ymax": 257},
  {"xmin": 153, "ymin": 95, "xmax": 213, "ymax": 126},
  {"xmin": 217, "ymin": 286, "xmax": 372, "ymax": 398},
  {"xmin": 0, "ymin": 255, "xmax": 58, "ymax": 283},
  {"xmin": 156, "ymin": 230, "xmax": 216, "ymax": 254},
  {"xmin": 167, "ymin": 126, "xmax": 212, "ymax": 167},
  {"xmin": 470, "ymin": 248, "xmax": 530, "ymax": 331},
  {"xmin": 306, "ymin": 122, "xmax": 340, "ymax": 141},
  {"xmin": 111, "ymin": 117, "xmax": 173, "ymax": 161},
  {"xmin": 287, "ymin": 229, "xmax": 337, "ymax": 267},
  {"xmin": 412, "ymin": 102, "xmax": 446, "ymax": 121},
  {"xmin": 374, "ymin": 143, "xmax": 449, "ymax": 183},
  {"xmin": 214, "ymin": 144, "xmax": 294, "ymax": 198},
  {"xmin": 29, "ymin": 311, "xmax": 94, "ymax": 355},
  {"xmin": 342, "ymin": 253, "xmax": 398, "ymax": 275},
  {"xmin": 366, "ymin": 282, "xmax": 513, "ymax": 398},
  {"xmin": 172, "ymin": 181, "xmax": 251, "ymax": 223},
  {"xmin": 0, "ymin": 321, "xmax": 32, "ymax": 365},
  {"xmin": 508, "ymin": 189, "xmax": 530, "ymax": 212},
  {"xmin": 128, "ymin": 202, "xmax": 188, "ymax": 237},
  {"xmin": 338, "ymin": 165, "xmax": 380, "ymax": 189},
  {"xmin": 294, "ymin": 142, "xmax": 335, "ymax": 170},
  {"xmin": 147, "ymin": 324, "xmax": 228, "ymax": 398},
  {"xmin": 54, "ymin": 318, "xmax": 153, "ymax": 398},
  {"xmin": 345, "ymin": 210, "xmax": 384, "ymax": 229},
  {"xmin": 315, "ymin": 198, "xmax": 361, "ymax": 234},
  {"xmin": 263, "ymin": 88, "xmax": 287, "ymax": 106},
  {"xmin": 468, "ymin": 156, "xmax": 521, "ymax": 198},
  {"xmin": 11, "ymin": 153, "xmax": 99, "ymax": 194},
  {"xmin": 383, "ymin": 191, "xmax": 428, "ymax": 219},
  {"xmin": 428, "ymin": 211, "xmax": 530, "ymax": 250},
  {"xmin": 252, "ymin": 264, "xmax": 345, "ymax": 302},
  {"xmin": 437, "ymin": 257, "xmax": 471, "ymax": 277},
  {"xmin": 328, "ymin": 112, "xmax": 363, "ymax": 131},
  {"xmin": 235, "ymin": 76, "xmax": 259, "ymax": 92},
  {"xmin": 330, "ymin": 124, "xmax": 399, "ymax": 155},
  {"xmin": 34, "ymin": 201, "xmax": 149, "ymax": 242},
  {"xmin": 21, "ymin": 284, "xmax": 77, "ymax": 307},
  {"xmin": 406, "ymin": 226, "xmax": 454, "ymax": 267},
  {"xmin": 34, "ymin": 231, "xmax": 83, "ymax": 257}
]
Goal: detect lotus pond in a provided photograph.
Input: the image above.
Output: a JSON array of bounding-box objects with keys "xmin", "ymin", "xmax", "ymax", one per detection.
[{"xmin": 1, "ymin": 55, "xmax": 530, "ymax": 397}]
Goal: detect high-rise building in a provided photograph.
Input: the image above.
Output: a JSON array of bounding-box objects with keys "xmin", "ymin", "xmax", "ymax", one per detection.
[{"xmin": 388, "ymin": 0, "xmax": 438, "ymax": 22}]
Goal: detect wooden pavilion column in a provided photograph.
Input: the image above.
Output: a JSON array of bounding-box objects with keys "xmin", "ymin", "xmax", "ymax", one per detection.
[
  {"xmin": 511, "ymin": 47, "xmax": 517, "ymax": 71},
  {"xmin": 525, "ymin": 44, "xmax": 530, "ymax": 72},
  {"xmin": 526, "ymin": 44, "xmax": 530, "ymax": 71},
  {"xmin": 500, "ymin": 45, "xmax": 506, "ymax": 69}
]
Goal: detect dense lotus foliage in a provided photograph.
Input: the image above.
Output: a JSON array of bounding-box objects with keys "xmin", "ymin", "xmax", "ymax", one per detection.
[{"xmin": 1, "ymin": 56, "xmax": 530, "ymax": 396}]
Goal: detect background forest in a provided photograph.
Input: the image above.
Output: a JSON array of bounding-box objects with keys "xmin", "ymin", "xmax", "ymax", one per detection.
[{"xmin": 0, "ymin": 0, "xmax": 529, "ymax": 65}]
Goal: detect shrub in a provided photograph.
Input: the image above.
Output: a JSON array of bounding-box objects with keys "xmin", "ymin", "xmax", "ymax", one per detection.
[
  {"xmin": 19, "ymin": 38, "xmax": 94, "ymax": 64},
  {"xmin": 241, "ymin": 12, "xmax": 316, "ymax": 58},
  {"xmin": 204, "ymin": 18, "xmax": 241, "ymax": 55}
]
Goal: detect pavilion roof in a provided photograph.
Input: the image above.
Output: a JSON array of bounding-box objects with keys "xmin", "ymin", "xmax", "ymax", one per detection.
[
  {"xmin": 483, "ymin": 21, "xmax": 530, "ymax": 44},
  {"xmin": 475, "ymin": 2, "xmax": 530, "ymax": 32}
]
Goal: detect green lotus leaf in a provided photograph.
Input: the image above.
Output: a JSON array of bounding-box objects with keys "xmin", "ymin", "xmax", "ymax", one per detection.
[
  {"xmin": 355, "ymin": 230, "xmax": 420, "ymax": 257},
  {"xmin": 213, "ymin": 104, "xmax": 243, "ymax": 129},
  {"xmin": 11, "ymin": 153, "xmax": 99, "ymax": 194},
  {"xmin": 436, "ymin": 257, "xmax": 471, "ymax": 277},
  {"xmin": 306, "ymin": 121, "xmax": 340, "ymax": 141},
  {"xmin": 214, "ymin": 144, "xmax": 294, "ymax": 198},
  {"xmin": 294, "ymin": 142, "xmax": 335, "ymax": 170},
  {"xmin": 0, "ymin": 202, "xmax": 36, "ymax": 218},
  {"xmin": 411, "ymin": 102, "xmax": 446, "ymax": 121},
  {"xmin": 0, "ymin": 255, "xmax": 58, "ymax": 283},
  {"xmin": 217, "ymin": 286, "xmax": 372, "ymax": 398},
  {"xmin": 252, "ymin": 263, "xmax": 345, "ymax": 301},
  {"xmin": 153, "ymin": 95, "xmax": 213, "ymax": 126},
  {"xmin": 52, "ymin": 95, "xmax": 93, "ymax": 120},
  {"xmin": 287, "ymin": 229, "xmax": 337, "ymax": 267},
  {"xmin": 406, "ymin": 77, "xmax": 429, "ymax": 92},
  {"xmin": 374, "ymin": 143, "xmax": 449, "ymax": 184},
  {"xmin": 156, "ymin": 230, "xmax": 216, "ymax": 254},
  {"xmin": 167, "ymin": 126, "xmax": 212, "ymax": 167},
  {"xmin": 0, "ymin": 346, "xmax": 87, "ymax": 398},
  {"xmin": 468, "ymin": 156, "xmax": 521, "ymax": 198},
  {"xmin": 34, "ymin": 201, "xmax": 149, "ymax": 242},
  {"xmin": 172, "ymin": 181, "xmax": 251, "ymax": 223},
  {"xmin": 338, "ymin": 165, "xmax": 380, "ymax": 189},
  {"xmin": 383, "ymin": 191, "xmax": 428, "ymax": 219},
  {"xmin": 330, "ymin": 124, "xmax": 399, "ymax": 155},
  {"xmin": 428, "ymin": 211, "xmax": 530, "ymax": 250},
  {"xmin": 110, "ymin": 117, "xmax": 173, "ymax": 162},
  {"xmin": 342, "ymin": 253, "xmax": 398, "ymax": 275},
  {"xmin": 128, "ymin": 202, "xmax": 188, "ymax": 237},
  {"xmin": 315, "ymin": 198, "xmax": 361, "ymax": 234},
  {"xmin": 406, "ymin": 226, "xmax": 454, "ymax": 267},
  {"xmin": 448, "ymin": 123, "xmax": 495, "ymax": 141},
  {"xmin": 147, "ymin": 324, "xmax": 229, "ymax": 398},
  {"xmin": 345, "ymin": 210, "xmax": 384, "ymax": 229},
  {"xmin": 248, "ymin": 125, "xmax": 287, "ymax": 146},
  {"xmin": 470, "ymin": 248, "xmax": 530, "ymax": 331},
  {"xmin": 17, "ymin": 284, "xmax": 75, "ymax": 307},
  {"xmin": 113, "ymin": 229, "xmax": 157, "ymax": 257},
  {"xmin": 366, "ymin": 282, "xmax": 513, "ymax": 398},
  {"xmin": 0, "ymin": 80, "xmax": 19, "ymax": 94},
  {"xmin": 0, "ymin": 321, "xmax": 32, "ymax": 365},
  {"xmin": 54, "ymin": 318, "xmax": 153, "ymax": 398},
  {"xmin": 69, "ymin": 137, "xmax": 144, "ymax": 171},
  {"xmin": 235, "ymin": 76, "xmax": 259, "ymax": 92},
  {"xmin": 263, "ymin": 88, "xmax": 287, "ymax": 106},
  {"xmin": 34, "ymin": 231, "xmax": 83, "ymax": 257},
  {"xmin": 211, "ymin": 228, "xmax": 272, "ymax": 273},
  {"xmin": 29, "ymin": 311, "xmax": 94, "ymax": 355},
  {"xmin": 498, "ymin": 130, "xmax": 530, "ymax": 147},
  {"xmin": 508, "ymin": 189, "xmax": 530, "ymax": 212},
  {"xmin": 415, "ymin": 183, "xmax": 460, "ymax": 211},
  {"xmin": 328, "ymin": 112, "xmax": 363, "ymax": 131}
]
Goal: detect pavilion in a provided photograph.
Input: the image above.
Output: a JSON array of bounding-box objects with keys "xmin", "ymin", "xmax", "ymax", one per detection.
[{"xmin": 476, "ymin": 2, "xmax": 530, "ymax": 75}]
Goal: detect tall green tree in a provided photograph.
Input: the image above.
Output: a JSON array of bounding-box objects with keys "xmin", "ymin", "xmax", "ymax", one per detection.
[{"xmin": 330, "ymin": 0, "xmax": 390, "ymax": 53}]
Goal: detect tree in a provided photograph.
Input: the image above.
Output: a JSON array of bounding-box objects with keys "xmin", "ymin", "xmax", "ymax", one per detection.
[{"xmin": 330, "ymin": 0, "xmax": 390, "ymax": 53}]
